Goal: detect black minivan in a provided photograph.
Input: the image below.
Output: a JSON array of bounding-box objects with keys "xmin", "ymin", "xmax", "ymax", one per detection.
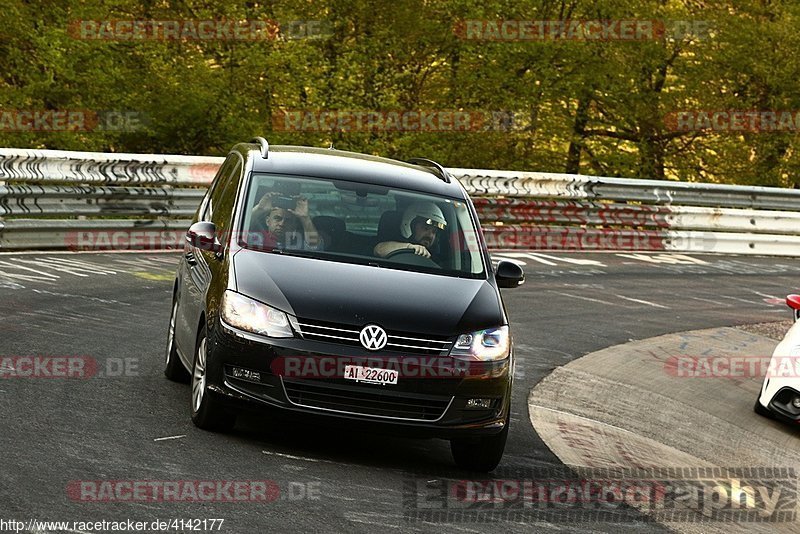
[{"xmin": 165, "ymin": 138, "xmax": 524, "ymax": 471}]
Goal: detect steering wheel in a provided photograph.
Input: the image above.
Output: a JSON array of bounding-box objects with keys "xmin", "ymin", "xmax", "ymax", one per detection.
[{"xmin": 384, "ymin": 247, "xmax": 439, "ymax": 268}]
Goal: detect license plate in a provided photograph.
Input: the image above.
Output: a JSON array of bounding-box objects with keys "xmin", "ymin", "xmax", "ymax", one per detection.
[{"xmin": 344, "ymin": 365, "xmax": 398, "ymax": 385}]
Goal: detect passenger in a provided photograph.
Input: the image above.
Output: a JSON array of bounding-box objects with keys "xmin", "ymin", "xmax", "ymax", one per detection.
[
  {"xmin": 250, "ymin": 193, "xmax": 321, "ymax": 249},
  {"xmin": 374, "ymin": 202, "xmax": 446, "ymax": 260}
]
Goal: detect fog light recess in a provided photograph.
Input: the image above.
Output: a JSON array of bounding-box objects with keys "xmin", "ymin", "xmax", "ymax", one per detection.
[{"xmin": 466, "ymin": 398, "xmax": 493, "ymax": 409}]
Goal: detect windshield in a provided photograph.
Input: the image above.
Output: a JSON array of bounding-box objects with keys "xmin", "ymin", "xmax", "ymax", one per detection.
[{"xmin": 238, "ymin": 173, "xmax": 486, "ymax": 278}]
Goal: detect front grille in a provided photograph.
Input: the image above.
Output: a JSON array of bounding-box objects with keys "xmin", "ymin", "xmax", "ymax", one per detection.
[
  {"xmin": 294, "ymin": 317, "xmax": 453, "ymax": 356},
  {"xmin": 282, "ymin": 379, "xmax": 452, "ymax": 421}
]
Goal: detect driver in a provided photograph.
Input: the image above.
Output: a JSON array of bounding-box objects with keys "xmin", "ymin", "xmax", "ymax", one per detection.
[{"xmin": 374, "ymin": 202, "xmax": 447, "ymax": 260}]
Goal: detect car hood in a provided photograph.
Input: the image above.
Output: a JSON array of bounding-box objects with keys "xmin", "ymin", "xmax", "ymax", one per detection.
[{"xmin": 232, "ymin": 249, "xmax": 504, "ymax": 335}]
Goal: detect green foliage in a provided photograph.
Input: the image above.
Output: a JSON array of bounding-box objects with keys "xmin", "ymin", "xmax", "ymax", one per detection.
[{"xmin": 1, "ymin": 0, "xmax": 799, "ymax": 186}]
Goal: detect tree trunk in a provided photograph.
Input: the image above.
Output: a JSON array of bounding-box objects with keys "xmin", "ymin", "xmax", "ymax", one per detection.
[
  {"xmin": 638, "ymin": 136, "xmax": 665, "ymax": 180},
  {"xmin": 565, "ymin": 95, "xmax": 591, "ymax": 174}
]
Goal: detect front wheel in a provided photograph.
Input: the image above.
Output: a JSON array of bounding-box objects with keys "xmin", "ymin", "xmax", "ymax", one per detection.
[
  {"xmin": 450, "ymin": 421, "xmax": 509, "ymax": 472},
  {"xmin": 191, "ymin": 325, "xmax": 236, "ymax": 432}
]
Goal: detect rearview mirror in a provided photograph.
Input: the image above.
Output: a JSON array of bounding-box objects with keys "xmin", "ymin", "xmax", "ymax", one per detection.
[
  {"xmin": 495, "ymin": 260, "xmax": 524, "ymax": 288},
  {"xmin": 786, "ymin": 294, "xmax": 800, "ymax": 322},
  {"xmin": 186, "ymin": 221, "xmax": 220, "ymax": 253}
]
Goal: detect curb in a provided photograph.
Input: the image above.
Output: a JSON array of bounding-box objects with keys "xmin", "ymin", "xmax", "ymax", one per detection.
[{"xmin": 528, "ymin": 324, "xmax": 800, "ymax": 532}]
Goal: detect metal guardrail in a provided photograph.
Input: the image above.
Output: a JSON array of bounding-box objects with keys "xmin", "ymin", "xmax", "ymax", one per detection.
[
  {"xmin": 0, "ymin": 148, "xmax": 219, "ymax": 186},
  {"xmin": 453, "ymin": 168, "xmax": 800, "ymax": 211},
  {"xmin": 0, "ymin": 185, "xmax": 203, "ymax": 217},
  {"xmin": 1, "ymin": 148, "xmax": 800, "ymax": 256}
]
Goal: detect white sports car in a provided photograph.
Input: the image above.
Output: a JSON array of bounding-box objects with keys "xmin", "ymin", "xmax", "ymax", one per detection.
[{"xmin": 755, "ymin": 294, "xmax": 800, "ymax": 421}]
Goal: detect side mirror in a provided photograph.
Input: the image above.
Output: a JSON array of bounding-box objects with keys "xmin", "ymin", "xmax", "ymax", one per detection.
[
  {"xmin": 495, "ymin": 260, "xmax": 524, "ymax": 288},
  {"xmin": 186, "ymin": 221, "xmax": 220, "ymax": 253},
  {"xmin": 786, "ymin": 294, "xmax": 800, "ymax": 322}
]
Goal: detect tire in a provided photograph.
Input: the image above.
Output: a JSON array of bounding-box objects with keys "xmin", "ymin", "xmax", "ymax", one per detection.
[
  {"xmin": 191, "ymin": 324, "xmax": 236, "ymax": 432},
  {"xmin": 164, "ymin": 296, "xmax": 190, "ymax": 382},
  {"xmin": 450, "ymin": 420, "xmax": 509, "ymax": 472},
  {"xmin": 754, "ymin": 396, "xmax": 775, "ymax": 419}
]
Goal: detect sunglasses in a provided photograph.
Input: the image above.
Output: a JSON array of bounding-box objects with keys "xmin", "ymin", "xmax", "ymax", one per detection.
[{"xmin": 414, "ymin": 217, "xmax": 446, "ymax": 230}]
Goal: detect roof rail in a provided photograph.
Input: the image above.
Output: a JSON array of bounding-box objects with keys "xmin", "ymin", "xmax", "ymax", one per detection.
[
  {"xmin": 408, "ymin": 157, "xmax": 451, "ymax": 183},
  {"xmin": 250, "ymin": 137, "xmax": 269, "ymax": 159}
]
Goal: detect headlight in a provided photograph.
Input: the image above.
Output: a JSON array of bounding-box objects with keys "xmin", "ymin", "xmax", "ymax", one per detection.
[
  {"xmin": 449, "ymin": 326, "xmax": 510, "ymax": 361},
  {"xmin": 221, "ymin": 290, "xmax": 293, "ymax": 338}
]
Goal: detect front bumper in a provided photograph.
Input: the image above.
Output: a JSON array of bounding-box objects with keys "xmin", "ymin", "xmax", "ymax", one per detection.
[
  {"xmin": 762, "ymin": 386, "xmax": 800, "ymax": 424},
  {"xmin": 204, "ymin": 317, "xmax": 512, "ymax": 438}
]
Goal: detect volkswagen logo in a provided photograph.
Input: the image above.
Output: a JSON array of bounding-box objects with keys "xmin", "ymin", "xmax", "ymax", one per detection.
[{"xmin": 359, "ymin": 324, "xmax": 388, "ymax": 351}]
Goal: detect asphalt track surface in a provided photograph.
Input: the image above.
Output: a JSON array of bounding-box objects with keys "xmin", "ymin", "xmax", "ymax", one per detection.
[{"xmin": 1, "ymin": 250, "xmax": 799, "ymax": 533}]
